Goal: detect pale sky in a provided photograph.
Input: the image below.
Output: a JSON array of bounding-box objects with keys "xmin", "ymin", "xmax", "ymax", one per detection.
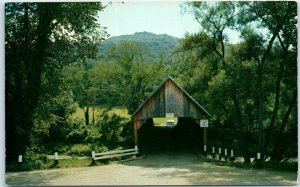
[
  {"xmin": 98, "ymin": 1, "xmax": 199, "ymax": 38},
  {"xmin": 98, "ymin": 1, "xmax": 240, "ymax": 43}
]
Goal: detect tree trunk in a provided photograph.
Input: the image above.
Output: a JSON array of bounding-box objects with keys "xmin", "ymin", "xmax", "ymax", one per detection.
[
  {"xmin": 266, "ymin": 62, "xmax": 284, "ymax": 149},
  {"xmin": 6, "ymin": 4, "xmax": 53, "ymax": 163},
  {"xmin": 92, "ymin": 106, "xmax": 95, "ymax": 125},
  {"xmin": 271, "ymin": 90, "xmax": 296, "ymax": 160},
  {"xmin": 85, "ymin": 106, "xmax": 89, "ymax": 126}
]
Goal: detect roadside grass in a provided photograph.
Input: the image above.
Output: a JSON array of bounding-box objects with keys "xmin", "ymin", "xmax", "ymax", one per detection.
[
  {"xmin": 214, "ymin": 159, "xmax": 298, "ymax": 172},
  {"xmin": 6, "ymin": 158, "xmax": 108, "ymax": 172},
  {"xmin": 49, "ymin": 159, "xmax": 95, "ymax": 169}
]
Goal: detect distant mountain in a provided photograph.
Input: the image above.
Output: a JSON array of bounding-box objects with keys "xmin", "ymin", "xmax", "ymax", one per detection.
[{"xmin": 99, "ymin": 32, "xmax": 180, "ymax": 64}]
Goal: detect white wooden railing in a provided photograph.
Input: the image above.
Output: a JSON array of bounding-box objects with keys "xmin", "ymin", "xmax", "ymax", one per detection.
[{"xmin": 92, "ymin": 146, "xmax": 138, "ymax": 161}]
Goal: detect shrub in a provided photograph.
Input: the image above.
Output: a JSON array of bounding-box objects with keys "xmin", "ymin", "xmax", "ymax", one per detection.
[
  {"xmin": 96, "ymin": 111, "xmax": 127, "ymax": 149},
  {"xmin": 67, "ymin": 144, "xmax": 92, "ymax": 156},
  {"xmin": 90, "ymin": 145, "xmax": 108, "ymax": 153}
]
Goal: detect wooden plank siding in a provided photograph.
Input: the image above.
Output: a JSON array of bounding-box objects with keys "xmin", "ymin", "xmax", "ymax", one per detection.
[{"xmin": 133, "ymin": 77, "xmax": 210, "ymax": 122}]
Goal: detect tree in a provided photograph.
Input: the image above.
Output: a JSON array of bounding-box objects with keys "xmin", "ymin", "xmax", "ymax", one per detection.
[
  {"xmin": 175, "ymin": 1, "xmax": 297, "ymax": 162},
  {"xmin": 237, "ymin": 1, "xmax": 297, "ymax": 161},
  {"xmin": 94, "ymin": 40, "xmax": 167, "ymax": 114},
  {"xmin": 5, "ymin": 2, "xmax": 107, "ymax": 163}
]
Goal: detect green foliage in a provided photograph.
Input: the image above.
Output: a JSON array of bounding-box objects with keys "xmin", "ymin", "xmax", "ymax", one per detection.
[
  {"xmin": 96, "ymin": 111, "xmax": 127, "ymax": 149},
  {"xmin": 174, "ymin": 1, "xmax": 297, "ymax": 163},
  {"xmin": 5, "ymin": 2, "xmax": 108, "ymax": 164},
  {"xmin": 93, "ymin": 40, "xmax": 168, "ymax": 114},
  {"xmin": 67, "ymin": 144, "xmax": 92, "ymax": 156}
]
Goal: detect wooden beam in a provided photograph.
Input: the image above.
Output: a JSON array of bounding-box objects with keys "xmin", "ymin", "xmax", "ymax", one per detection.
[
  {"xmin": 203, "ymin": 127, "xmax": 207, "ymax": 145},
  {"xmin": 133, "ymin": 118, "xmax": 141, "ymax": 146}
]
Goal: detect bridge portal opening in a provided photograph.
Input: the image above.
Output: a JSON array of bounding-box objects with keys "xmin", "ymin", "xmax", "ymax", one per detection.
[{"xmin": 138, "ymin": 117, "xmax": 204, "ymax": 154}]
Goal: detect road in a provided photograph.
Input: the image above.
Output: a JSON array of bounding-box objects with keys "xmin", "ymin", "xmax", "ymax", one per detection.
[{"xmin": 6, "ymin": 153, "xmax": 298, "ymax": 186}]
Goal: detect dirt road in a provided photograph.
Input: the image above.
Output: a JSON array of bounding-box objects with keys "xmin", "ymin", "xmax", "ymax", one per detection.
[{"xmin": 6, "ymin": 153, "xmax": 298, "ymax": 186}]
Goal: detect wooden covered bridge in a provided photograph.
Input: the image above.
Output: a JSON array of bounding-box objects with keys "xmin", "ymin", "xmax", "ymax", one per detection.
[{"xmin": 132, "ymin": 76, "xmax": 211, "ymax": 153}]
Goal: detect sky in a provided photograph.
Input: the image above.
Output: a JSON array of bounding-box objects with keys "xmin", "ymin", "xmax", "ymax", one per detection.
[
  {"xmin": 98, "ymin": 1, "xmax": 240, "ymax": 43},
  {"xmin": 98, "ymin": 1, "xmax": 199, "ymax": 38}
]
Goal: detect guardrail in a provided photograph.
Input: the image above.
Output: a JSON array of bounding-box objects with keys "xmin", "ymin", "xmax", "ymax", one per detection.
[{"xmin": 92, "ymin": 146, "xmax": 138, "ymax": 161}]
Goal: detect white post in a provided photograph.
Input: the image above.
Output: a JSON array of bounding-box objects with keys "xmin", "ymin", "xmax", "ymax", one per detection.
[
  {"xmin": 212, "ymin": 146, "xmax": 215, "ymax": 153},
  {"xmin": 204, "ymin": 145, "xmax": 207, "ymax": 152},
  {"xmin": 135, "ymin": 145, "xmax": 138, "ymax": 150},
  {"xmin": 218, "ymin": 148, "xmax": 221, "ymax": 154},
  {"xmin": 54, "ymin": 152, "xmax": 59, "ymax": 164},
  {"xmin": 92, "ymin": 151, "xmax": 95, "ymax": 159},
  {"xmin": 231, "ymin": 149, "xmax": 234, "ymax": 157},
  {"xmin": 18, "ymin": 155, "xmax": 22, "ymax": 163},
  {"xmin": 224, "ymin": 149, "xmax": 227, "ymax": 156},
  {"xmin": 257, "ymin": 152, "xmax": 261, "ymax": 160}
]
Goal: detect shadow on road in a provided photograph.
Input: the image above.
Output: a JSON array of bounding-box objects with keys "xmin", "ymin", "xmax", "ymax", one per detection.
[
  {"xmin": 122, "ymin": 151, "xmax": 297, "ymax": 185},
  {"xmin": 6, "ymin": 169, "xmax": 67, "ymax": 186}
]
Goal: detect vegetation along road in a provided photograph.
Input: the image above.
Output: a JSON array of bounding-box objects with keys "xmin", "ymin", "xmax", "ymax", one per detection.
[{"xmin": 6, "ymin": 153, "xmax": 297, "ymax": 186}]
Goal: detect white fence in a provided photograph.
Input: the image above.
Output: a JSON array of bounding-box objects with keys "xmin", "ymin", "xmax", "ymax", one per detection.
[{"xmin": 92, "ymin": 146, "xmax": 138, "ymax": 161}]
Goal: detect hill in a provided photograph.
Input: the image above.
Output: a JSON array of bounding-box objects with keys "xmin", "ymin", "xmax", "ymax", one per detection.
[{"xmin": 99, "ymin": 32, "xmax": 180, "ymax": 64}]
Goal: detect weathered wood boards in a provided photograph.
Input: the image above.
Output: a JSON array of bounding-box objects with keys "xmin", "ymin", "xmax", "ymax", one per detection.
[{"xmin": 133, "ymin": 76, "xmax": 210, "ymax": 120}]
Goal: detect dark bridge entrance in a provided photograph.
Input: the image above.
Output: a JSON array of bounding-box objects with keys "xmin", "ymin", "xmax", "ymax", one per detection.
[
  {"xmin": 132, "ymin": 77, "xmax": 210, "ymax": 154},
  {"xmin": 138, "ymin": 117, "xmax": 204, "ymax": 153}
]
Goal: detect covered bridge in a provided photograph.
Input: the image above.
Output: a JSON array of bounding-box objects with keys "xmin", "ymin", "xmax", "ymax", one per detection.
[{"xmin": 132, "ymin": 76, "xmax": 211, "ymax": 152}]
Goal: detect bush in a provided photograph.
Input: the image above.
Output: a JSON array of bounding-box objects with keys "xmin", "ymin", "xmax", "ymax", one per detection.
[
  {"xmin": 96, "ymin": 111, "xmax": 127, "ymax": 149},
  {"xmin": 67, "ymin": 144, "xmax": 92, "ymax": 156},
  {"xmin": 6, "ymin": 149, "xmax": 50, "ymax": 171},
  {"xmin": 90, "ymin": 144, "xmax": 108, "ymax": 153}
]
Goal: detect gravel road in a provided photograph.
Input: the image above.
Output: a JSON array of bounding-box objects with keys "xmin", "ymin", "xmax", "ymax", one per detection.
[{"xmin": 6, "ymin": 152, "xmax": 298, "ymax": 186}]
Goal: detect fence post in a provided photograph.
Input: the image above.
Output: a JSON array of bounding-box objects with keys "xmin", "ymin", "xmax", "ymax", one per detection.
[
  {"xmin": 91, "ymin": 151, "xmax": 96, "ymax": 164},
  {"xmin": 54, "ymin": 152, "xmax": 59, "ymax": 164},
  {"xmin": 203, "ymin": 145, "xmax": 207, "ymax": 156},
  {"xmin": 18, "ymin": 155, "xmax": 22, "ymax": 166},
  {"xmin": 230, "ymin": 149, "xmax": 235, "ymax": 162},
  {"xmin": 257, "ymin": 152, "xmax": 261, "ymax": 162},
  {"xmin": 224, "ymin": 149, "xmax": 228, "ymax": 161},
  {"xmin": 218, "ymin": 148, "xmax": 222, "ymax": 160},
  {"xmin": 212, "ymin": 146, "xmax": 215, "ymax": 159},
  {"xmin": 92, "ymin": 151, "xmax": 95, "ymax": 159}
]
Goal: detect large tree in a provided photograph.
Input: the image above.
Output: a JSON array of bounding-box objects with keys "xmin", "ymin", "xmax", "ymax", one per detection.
[{"xmin": 5, "ymin": 2, "xmax": 107, "ymax": 163}]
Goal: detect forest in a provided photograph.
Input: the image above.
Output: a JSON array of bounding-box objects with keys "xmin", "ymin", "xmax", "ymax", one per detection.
[{"xmin": 5, "ymin": 1, "xmax": 297, "ymax": 170}]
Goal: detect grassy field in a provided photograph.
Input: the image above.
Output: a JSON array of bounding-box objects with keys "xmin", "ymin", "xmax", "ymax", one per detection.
[
  {"xmin": 71, "ymin": 106, "xmax": 131, "ymax": 121},
  {"xmin": 153, "ymin": 117, "xmax": 178, "ymax": 125},
  {"xmin": 72, "ymin": 106, "xmax": 178, "ymax": 126}
]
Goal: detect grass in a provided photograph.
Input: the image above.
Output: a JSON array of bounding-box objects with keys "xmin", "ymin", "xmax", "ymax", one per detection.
[
  {"xmin": 6, "ymin": 158, "xmax": 104, "ymax": 172},
  {"xmin": 153, "ymin": 117, "xmax": 178, "ymax": 125},
  {"xmin": 214, "ymin": 159, "xmax": 298, "ymax": 172},
  {"xmin": 71, "ymin": 106, "xmax": 130, "ymax": 121},
  {"xmin": 50, "ymin": 159, "xmax": 96, "ymax": 168}
]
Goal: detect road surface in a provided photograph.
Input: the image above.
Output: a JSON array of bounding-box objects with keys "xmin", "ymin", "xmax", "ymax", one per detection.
[{"xmin": 6, "ymin": 153, "xmax": 298, "ymax": 186}]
